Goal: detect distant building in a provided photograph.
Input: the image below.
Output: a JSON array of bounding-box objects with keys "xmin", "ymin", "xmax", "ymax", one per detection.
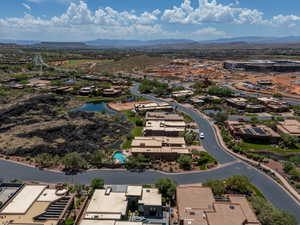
[
  {"xmin": 226, "ymin": 98, "xmax": 264, "ymax": 113},
  {"xmin": 172, "ymin": 90, "xmax": 194, "ymax": 98},
  {"xmin": 145, "ymin": 112, "xmax": 184, "ymax": 122},
  {"xmin": 226, "ymin": 98, "xmax": 248, "ymax": 109},
  {"xmin": 144, "ymin": 112, "xmax": 186, "ymax": 137},
  {"xmin": 276, "ymin": 120, "xmax": 300, "ymax": 137},
  {"xmin": 224, "ymin": 60, "xmax": 300, "ymax": 72},
  {"xmin": 257, "ymin": 97, "xmax": 289, "ymax": 112},
  {"xmin": 176, "ymin": 185, "xmax": 261, "ymax": 225},
  {"xmin": 257, "ymin": 80, "xmax": 273, "ymax": 86},
  {"xmin": 144, "ymin": 120, "xmax": 186, "ymax": 137},
  {"xmin": 134, "ymin": 102, "xmax": 173, "ymax": 113},
  {"xmin": 131, "ymin": 136, "xmax": 190, "ymax": 160},
  {"xmin": 226, "ymin": 120, "xmax": 280, "ymax": 143},
  {"xmin": 102, "ymin": 88, "xmax": 122, "ymax": 97}
]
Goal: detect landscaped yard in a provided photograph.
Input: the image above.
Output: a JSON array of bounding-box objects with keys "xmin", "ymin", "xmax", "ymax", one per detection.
[
  {"xmin": 240, "ymin": 142, "xmax": 300, "ymax": 153},
  {"xmin": 121, "ymin": 110, "xmax": 144, "ymax": 149}
]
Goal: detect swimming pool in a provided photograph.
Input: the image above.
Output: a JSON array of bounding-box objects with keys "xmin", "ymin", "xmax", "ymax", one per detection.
[{"xmin": 113, "ymin": 152, "xmax": 127, "ymax": 164}]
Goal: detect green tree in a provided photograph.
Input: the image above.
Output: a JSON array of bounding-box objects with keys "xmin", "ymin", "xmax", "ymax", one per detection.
[
  {"xmin": 155, "ymin": 178, "xmax": 177, "ymax": 200},
  {"xmin": 35, "ymin": 153, "xmax": 57, "ymax": 168},
  {"xmin": 184, "ymin": 131, "xmax": 197, "ymax": 145},
  {"xmin": 64, "ymin": 217, "xmax": 75, "ymax": 225},
  {"xmin": 214, "ymin": 112, "xmax": 228, "ymax": 124},
  {"xmin": 177, "ymin": 155, "xmax": 193, "ymax": 170},
  {"xmin": 87, "ymin": 151, "xmax": 104, "ymax": 168},
  {"xmin": 283, "ymin": 162, "xmax": 295, "ymax": 173},
  {"xmin": 203, "ymin": 179, "xmax": 226, "ymax": 196},
  {"xmin": 225, "ymin": 175, "xmax": 251, "ymax": 194},
  {"xmin": 280, "ymin": 134, "xmax": 299, "ymax": 149},
  {"xmin": 62, "ymin": 152, "xmax": 88, "ymax": 171},
  {"xmin": 91, "ymin": 177, "xmax": 105, "ymax": 190},
  {"xmin": 250, "ymin": 196, "xmax": 297, "ymax": 225},
  {"xmin": 207, "ymin": 86, "xmax": 232, "ymax": 97},
  {"xmin": 125, "ymin": 154, "xmax": 148, "ymax": 169}
]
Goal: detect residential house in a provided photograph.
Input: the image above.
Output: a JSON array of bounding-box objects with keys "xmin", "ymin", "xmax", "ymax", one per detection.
[
  {"xmin": 176, "ymin": 185, "xmax": 261, "ymax": 225},
  {"xmin": 131, "ymin": 136, "xmax": 190, "ymax": 160},
  {"xmin": 257, "ymin": 97, "xmax": 289, "ymax": 112},
  {"xmin": 134, "ymin": 102, "xmax": 173, "ymax": 113},
  {"xmin": 80, "ymin": 185, "xmax": 164, "ymax": 225},
  {"xmin": 172, "ymin": 90, "xmax": 194, "ymax": 98},
  {"xmin": 102, "ymin": 88, "xmax": 122, "ymax": 97},
  {"xmin": 276, "ymin": 120, "xmax": 300, "ymax": 137},
  {"xmin": 226, "ymin": 120, "xmax": 280, "ymax": 143},
  {"xmin": 144, "ymin": 120, "xmax": 186, "ymax": 137},
  {"xmin": 0, "ymin": 184, "xmax": 73, "ymax": 225}
]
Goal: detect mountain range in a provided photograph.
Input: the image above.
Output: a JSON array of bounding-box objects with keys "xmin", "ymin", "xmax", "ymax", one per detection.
[{"xmin": 1, "ymin": 36, "xmax": 300, "ymax": 48}]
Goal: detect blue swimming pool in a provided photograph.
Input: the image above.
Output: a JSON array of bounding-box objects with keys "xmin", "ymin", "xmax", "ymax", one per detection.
[{"xmin": 113, "ymin": 152, "xmax": 127, "ymax": 164}]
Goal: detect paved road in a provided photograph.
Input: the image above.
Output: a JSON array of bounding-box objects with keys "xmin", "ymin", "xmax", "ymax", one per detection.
[{"xmin": 0, "ymin": 84, "xmax": 299, "ymax": 223}]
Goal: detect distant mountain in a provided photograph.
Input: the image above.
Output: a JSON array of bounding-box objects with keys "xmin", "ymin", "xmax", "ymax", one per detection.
[
  {"xmin": 201, "ymin": 36, "xmax": 300, "ymax": 44},
  {"xmin": 0, "ymin": 39, "xmax": 39, "ymax": 45},
  {"xmin": 85, "ymin": 39, "xmax": 198, "ymax": 47},
  {"xmin": 34, "ymin": 42, "xmax": 88, "ymax": 48}
]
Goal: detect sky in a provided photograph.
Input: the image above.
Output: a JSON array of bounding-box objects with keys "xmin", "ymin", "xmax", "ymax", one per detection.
[{"xmin": 0, "ymin": 0, "xmax": 300, "ymax": 41}]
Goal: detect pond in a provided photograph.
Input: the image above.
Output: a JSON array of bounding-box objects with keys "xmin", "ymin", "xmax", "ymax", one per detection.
[
  {"xmin": 113, "ymin": 152, "xmax": 127, "ymax": 164},
  {"xmin": 74, "ymin": 102, "xmax": 117, "ymax": 115}
]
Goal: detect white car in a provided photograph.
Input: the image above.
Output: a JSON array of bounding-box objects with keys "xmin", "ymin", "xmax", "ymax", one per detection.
[{"xmin": 200, "ymin": 132, "xmax": 205, "ymax": 139}]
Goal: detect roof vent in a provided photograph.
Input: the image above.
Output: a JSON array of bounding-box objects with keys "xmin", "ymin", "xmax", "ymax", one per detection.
[{"xmin": 230, "ymin": 205, "xmax": 235, "ymax": 210}]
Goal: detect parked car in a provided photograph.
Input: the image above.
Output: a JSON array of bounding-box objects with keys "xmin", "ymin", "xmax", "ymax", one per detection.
[{"xmin": 200, "ymin": 132, "xmax": 205, "ymax": 139}]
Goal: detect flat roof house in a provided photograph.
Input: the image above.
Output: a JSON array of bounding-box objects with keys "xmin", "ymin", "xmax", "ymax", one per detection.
[
  {"xmin": 0, "ymin": 184, "xmax": 73, "ymax": 225},
  {"xmin": 176, "ymin": 185, "xmax": 260, "ymax": 225},
  {"xmin": 146, "ymin": 112, "xmax": 184, "ymax": 122},
  {"xmin": 131, "ymin": 136, "xmax": 190, "ymax": 160},
  {"xmin": 144, "ymin": 120, "xmax": 186, "ymax": 137},
  {"xmin": 277, "ymin": 120, "xmax": 300, "ymax": 137},
  {"xmin": 257, "ymin": 97, "xmax": 289, "ymax": 112},
  {"xmin": 134, "ymin": 102, "xmax": 173, "ymax": 113},
  {"xmin": 172, "ymin": 90, "xmax": 194, "ymax": 98},
  {"xmin": 80, "ymin": 185, "xmax": 164, "ymax": 225},
  {"xmin": 226, "ymin": 120, "xmax": 280, "ymax": 143},
  {"xmin": 226, "ymin": 98, "xmax": 248, "ymax": 109}
]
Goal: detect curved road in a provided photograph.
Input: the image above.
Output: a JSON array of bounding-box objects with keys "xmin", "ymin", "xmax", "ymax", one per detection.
[{"xmin": 0, "ymin": 84, "xmax": 299, "ymax": 223}]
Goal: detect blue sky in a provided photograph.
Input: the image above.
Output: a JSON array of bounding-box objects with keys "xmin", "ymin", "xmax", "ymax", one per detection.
[{"xmin": 1, "ymin": 0, "xmax": 300, "ymax": 41}]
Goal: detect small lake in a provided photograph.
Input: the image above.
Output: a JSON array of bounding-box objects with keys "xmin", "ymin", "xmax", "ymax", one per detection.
[{"xmin": 74, "ymin": 102, "xmax": 117, "ymax": 115}]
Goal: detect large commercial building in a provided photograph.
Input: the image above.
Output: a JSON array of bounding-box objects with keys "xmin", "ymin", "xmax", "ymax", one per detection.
[
  {"xmin": 224, "ymin": 60, "xmax": 300, "ymax": 72},
  {"xmin": 176, "ymin": 185, "xmax": 260, "ymax": 225}
]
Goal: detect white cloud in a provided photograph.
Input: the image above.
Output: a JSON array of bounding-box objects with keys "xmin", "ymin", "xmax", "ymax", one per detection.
[
  {"xmin": 0, "ymin": 1, "xmax": 164, "ymax": 41},
  {"xmin": 271, "ymin": 14, "xmax": 300, "ymax": 27},
  {"xmin": 193, "ymin": 27, "xmax": 226, "ymax": 37},
  {"xmin": 22, "ymin": 3, "xmax": 32, "ymax": 11},
  {"xmin": 162, "ymin": 0, "xmax": 267, "ymax": 25},
  {"xmin": 1, "ymin": 0, "xmax": 300, "ymax": 41}
]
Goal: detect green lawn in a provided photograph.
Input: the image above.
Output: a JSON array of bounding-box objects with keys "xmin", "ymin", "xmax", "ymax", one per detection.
[
  {"xmin": 121, "ymin": 110, "xmax": 144, "ymax": 149},
  {"xmin": 240, "ymin": 142, "xmax": 300, "ymax": 153}
]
